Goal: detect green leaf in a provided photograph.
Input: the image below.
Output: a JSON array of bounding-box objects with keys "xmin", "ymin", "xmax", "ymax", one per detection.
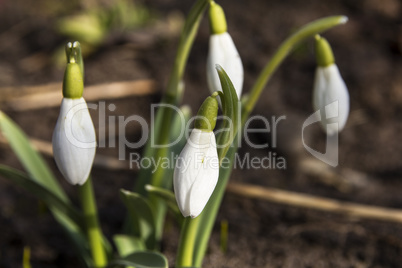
[
  {"xmin": 193, "ymin": 137, "xmax": 239, "ymax": 266},
  {"xmin": 56, "ymin": 212, "xmax": 94, "ymax": 267},
  {"xmin": 0, "ymin": 165, "xmax": 93, "ymax": 266},
  {"xmin": 145, "ymin": 185, "xmax": 176, "ymax": 209},
  {"xmin": 145, "ymin": 184, "xmax": 182, "ymax": 225},
  {"xmin": 168, "ymin": 105, "xmax": 192, "ymax": 168},
  {"xmin": 215, "ymin": 65, "xmax": 239, "ymax": 162},
  {"xmin": 0, "ymin": 165, "xmax": 83, "ymax": 226},
  {"xmin": 108, "ymin": 251, "xmax": 168, "ymax": 268},
  {"xmin": 0, "ymin": 112, "xmax": 92, "ymax": 266},
  {"xmin": 120, "ymin": 190, "xmax": 156, "ymax": 250},
  {"xmin": 113, "ymin": 235, "xmax": 146, "ymax": 257},
  {"xmin": 0, "ymin": 111, "xmax": 68, "ymax": 201}
]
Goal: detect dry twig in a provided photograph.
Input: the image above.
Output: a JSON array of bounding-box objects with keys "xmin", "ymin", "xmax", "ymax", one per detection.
[
  {"xmin": 227, "ymin": 182, "xmax": 402, "ymax": 224},
  {"xmin": 0, "ymin": 79, "xmax": 156, "ymax": 111}
]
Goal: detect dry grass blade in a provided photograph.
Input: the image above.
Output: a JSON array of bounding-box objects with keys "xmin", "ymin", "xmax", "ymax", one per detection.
[
  {"xmin": 0, "ymin": 79, "xmax": 156, "ymax": 111},
  {"xmin": 3, "ymin": 132, "xmax": 401, "ymax": 224},
  {"xmin": 227, "ymin": 182, "xmax": 402, "ymax": 224}
]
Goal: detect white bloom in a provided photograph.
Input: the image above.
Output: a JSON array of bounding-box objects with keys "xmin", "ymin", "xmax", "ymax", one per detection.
[
  {"xmin": 173, "ymin": 129, "xmax": 219, "ymax": 218},
  {"xmin": 207, "ymin": 32, "xmax": 243, "ymax": 98},
  {"xmin": 52, "ymin": 97, "xmax": 96, "ymax": 185},
  {"xmin": 313, "ymin": 64, "xmax": 349, "ymax": 135}
]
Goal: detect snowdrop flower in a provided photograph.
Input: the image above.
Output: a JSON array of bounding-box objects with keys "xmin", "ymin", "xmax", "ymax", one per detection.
[
  {"xmin": 206, "ymin": 1, "xmax": 243, "ymax": 99},
  {"xmin": 52, "ymin": 42, "xmax": 96, "ymax": 185},
  {"xmin": 174, "ymin": 94, "xmax": 219, "ymax": 218},
  {"xmin": 313, "ymin": 35, "xmax": 349, "ymax": 135}
]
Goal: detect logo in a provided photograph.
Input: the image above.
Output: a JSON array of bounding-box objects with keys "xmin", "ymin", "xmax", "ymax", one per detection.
[{"xmin": 302, "ymin": 101, "xmax": 339, "ymax": 167}]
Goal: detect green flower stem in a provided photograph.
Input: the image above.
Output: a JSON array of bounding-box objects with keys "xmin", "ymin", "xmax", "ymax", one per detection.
[
  {"xmin": 244, "ymin": 15, "xmax": 347, "ymax": 114},
  {"xmin": 79, "ymin": 177, "xmax": 107, "ymax": 267},
  {"xmin": 177, "ymin": 15, "xmax": 348, "ymax": 267},
  {"xmin": 165, "ymin": 0, "xmax": 211, "ymax": 97},
  {"xmin": 132, "ymin": 0, "xmax": 210, "ymax": 246},
  {"xmin": 135, "ymin": 0, "xmax": 210, "ymax": 194},
  {"xmin": 192, "ymin": 138, "xmax": 238, "ymax": 267},
  {"xmin": 175, "ymin": 217, "xmax": 201, "ymax": 267}
]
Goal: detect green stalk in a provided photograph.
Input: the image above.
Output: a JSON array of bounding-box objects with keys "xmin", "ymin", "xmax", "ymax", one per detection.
[
  {"xmin": 132, "ymin": 0, "xmax": 211, "ymax": 245},
  {"xmin": 135, "ymin": 0, "xmax": 210, "ymax": 194},
  {"xmin": 165, "ymin": 0, "xmax": 212, "ymax": 97},
  {"xmin": 192, "ymin": 138, "xmax": 238, "ymax": 267},
  {"xmin": 79, "ymin": 177, "xmax": 107, "ymax": 267},
  {"xmin": 176, "ymin": 15, "xmax": 348, "ymax": 267},
  {"xmin": 175, "ymin": 217, "xmax": 201, "ymax": 266}
]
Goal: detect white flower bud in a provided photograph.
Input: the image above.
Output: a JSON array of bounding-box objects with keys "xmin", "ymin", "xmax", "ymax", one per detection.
[
  {"xmin": 52, "ymin": 97, "xmax": 96, "ymax": 185},
  {"xmin": 313, "ymin": 64, "xmax": 350, "ymax": 135},
  {"xmin": 207, "ymin": 32, "xmax": 244, "ymax": 98},
  {"xmin": 173, "ymin": 129, "xmax": 219, "ymax": 218}
]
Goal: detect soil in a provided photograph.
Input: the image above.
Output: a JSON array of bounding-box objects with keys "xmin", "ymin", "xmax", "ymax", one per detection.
[{"xmin": 1, "ymin": 0, "xmax": 402, "ymax": 267}]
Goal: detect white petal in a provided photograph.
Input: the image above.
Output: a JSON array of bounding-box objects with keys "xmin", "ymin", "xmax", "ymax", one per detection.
[
  {"xmin": 313, "ymin": 64, "xmax": 350, "ymax": 134},
  {"xmin": 312, "ymin": 67, "xmax": 326, "ymax": 112},
  {"xmin": 173, "ymin": 129, "xmax": 219, "ymax": 218},
  {"xmin": 206, "ymin": 32, "xmax": 244, "ymax": 98},
  {"xmin": 52, "ymin": 97, "xmax": 96, "ymax": 185},
  {"xmin": 188, "ymin": 139, "xmax": 219, "ymax": 218}
]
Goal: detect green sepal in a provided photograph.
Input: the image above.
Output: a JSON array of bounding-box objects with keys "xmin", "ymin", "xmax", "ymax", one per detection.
[
  {"xmin": 315, "ymin": 35, "xmax": 335, "ymax": 67},
  {"xmin": 209, "ymin": 1, "xmax": 227, "ymax": 34},
  {"xmin": 194, "ymin": 92, "xmax": 219, "ymax": 131},
  {"xmin": 63, "ymin": 62, "xmax": 84, "ymax": 99}
]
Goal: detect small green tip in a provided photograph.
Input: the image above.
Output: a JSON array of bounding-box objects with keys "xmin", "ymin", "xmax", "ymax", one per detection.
[
  {"xmin": 65, "ymin": 42, "xmax": 75, "ymax": 63},
  {"xmin": 63, "ymin": 62, "xmax": 84, "ymax": 98},
  {"xmin": 315, "ymin": 35, "xmax": 335, "ymax": 67},
  {"xmin": 65, "ymin": 41, "xmax": 84, "ymax": 77},
  {"xmin": 211, "ymin": 91, "xmax": 219, "ymax": 98},
  {"xmin": 195, "ymin": 94, "xmax": 219, "ymax": 131},
  {"xmin": 209, "ymin": 1, "xmax": 227, "ymax": 34}
]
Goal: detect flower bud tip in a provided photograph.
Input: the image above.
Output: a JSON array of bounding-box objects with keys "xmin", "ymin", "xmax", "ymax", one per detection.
[
  {"xmin": 340, "ymin": 16, "xmax": 348, "ymax": 24},
  {"xmin": 209, "ymin": 1, "xmax": 227, "ymax": 34},
  {"xmin": 73, "ymin": 41, "xmax": 80, "ymax": 48},
  {"xmin": 315, "ymin": 35, "xmax": 335, "ymax": 67}
]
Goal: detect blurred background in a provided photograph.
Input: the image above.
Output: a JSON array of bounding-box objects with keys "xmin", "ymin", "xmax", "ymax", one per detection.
[{"xmin": 0, "ymin": 0, "xmax": 402, "ymax": 267}]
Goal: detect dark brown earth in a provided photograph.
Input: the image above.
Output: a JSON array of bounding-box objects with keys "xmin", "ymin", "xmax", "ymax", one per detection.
[{"xmin": 1, "ymin": 0, "xmax": 402, "ymax": 267}]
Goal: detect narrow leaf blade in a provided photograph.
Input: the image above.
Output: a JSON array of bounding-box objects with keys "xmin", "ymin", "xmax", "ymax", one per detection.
[
  {"xmin": 0, "ymin": 112, "xmax": 92, "ymax": 265},
  {"xmin": 0, "ymin": 111, "xmax": 68, "ymax": 201},
  {"xmin": 215, "ymin": 65, "xmax": 239, "ymax": 161},
  {"xmin": 120, "ymin": 190, "xmax": 156, "ymax": 250},
  {"xmin": 0, "ymin": 165, "xmax": 83, "ymax": 226},
  {"xmin": 113, "ymin": 234, "xmax": 146, "ymax": 257},
  {"xmin": 145, "ymin": 184, "xmax": 182, "ymax": 225}
]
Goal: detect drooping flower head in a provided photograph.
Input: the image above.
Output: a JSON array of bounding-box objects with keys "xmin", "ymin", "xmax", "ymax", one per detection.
[
  {"xmin": 313, "ymin": 35, "xmax": 349, "ymax": 135},
  {"xmin": 206, "ymin": 1, "xmax": 243, "ymax": 99},
  {"xmin": 174, "ymin": 93, "xmax": 219, "ymax": 218},
  {"xmin": 52, "ymin": 42, "xmax": 96, "ymax": 185}
]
